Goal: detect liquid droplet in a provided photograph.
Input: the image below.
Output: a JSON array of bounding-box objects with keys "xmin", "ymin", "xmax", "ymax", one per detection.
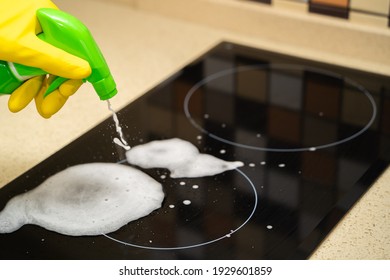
[{"xmin": 183, "ymin": 200, "xmax": 191, "ymax": 205}]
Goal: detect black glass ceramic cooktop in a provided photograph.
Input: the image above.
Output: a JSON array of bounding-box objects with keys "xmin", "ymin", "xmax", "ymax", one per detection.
[{"xmin": 1, "ymin": 42, "xmax": 389, "ymax": 260}]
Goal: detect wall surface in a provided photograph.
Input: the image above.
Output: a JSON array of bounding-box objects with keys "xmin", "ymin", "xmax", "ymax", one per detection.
[{"xmin": 129, "ymin": 0, "xmax": 390, "ymax": 76}]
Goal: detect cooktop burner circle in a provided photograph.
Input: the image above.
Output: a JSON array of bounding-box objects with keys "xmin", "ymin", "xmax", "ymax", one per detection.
[
  {"xmin": 184, "ymin": 64, "xmax": 377, "ymax": 152},
  {"xmin": 103, "ymin": 168, "xmax": 258, "ymax": 250}
]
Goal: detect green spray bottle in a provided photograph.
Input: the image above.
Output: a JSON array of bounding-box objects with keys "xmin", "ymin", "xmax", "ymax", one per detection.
[{"xmin": 0, "ymin": 8, "xmax": 117, "ymax": 100}]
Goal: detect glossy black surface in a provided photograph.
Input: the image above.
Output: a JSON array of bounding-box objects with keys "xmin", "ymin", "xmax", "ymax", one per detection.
[{"xmin": 1, "ymin": 42, "xmax": 389, "ymax": 259}]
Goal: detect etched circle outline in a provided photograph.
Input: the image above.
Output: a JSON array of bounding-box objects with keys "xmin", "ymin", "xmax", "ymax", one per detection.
[
  {"xmin": 103, "ymin": 168, "xmax": 257, "ymax": 250},
  {"xmin": 184, "ymin": 64, "xmax": 377, "ymax": 152}
]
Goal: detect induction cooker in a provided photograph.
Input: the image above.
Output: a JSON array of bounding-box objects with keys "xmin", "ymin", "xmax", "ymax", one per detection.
[{"xmin": 0, "ymin": 42, "xmax": 389, "ymax": 260}]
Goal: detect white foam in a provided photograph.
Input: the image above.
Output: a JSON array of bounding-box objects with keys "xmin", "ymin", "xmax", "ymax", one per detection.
[
  {"xmin": 0, "ymin": 139, "xmax": 243, "ymax": 237},
  {"xmin": 113, "ymin": 138, "xmax": 130, "ymax": 151},
  {"xmin": 183, "ymin": 200, "xmax": 191, "ymax": 205},
  {"xmin": 0, "ymin": 163, "xmax": 164, "ymax": 236},
  {"xmin": 126, "ymin": 138, "xmax": 243, "ymax": 178}
]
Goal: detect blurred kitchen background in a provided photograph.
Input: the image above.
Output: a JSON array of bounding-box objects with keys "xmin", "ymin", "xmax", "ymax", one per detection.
[
  {"xmin": 86, "ymin": 0, "xmax": 390, "ymax": 76},
  {"xmin": 115, "ymin": 0, "xmax": 390, "ymax": 27}
]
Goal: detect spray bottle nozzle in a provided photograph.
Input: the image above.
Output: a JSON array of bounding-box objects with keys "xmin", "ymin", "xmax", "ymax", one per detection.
[
  {"xmin": 92, "ymin": 75, "xmax": 118, "ymax": 100},
  {"xmin": 36, "ymin": 8, "xmax": 117, "ymax": 100}
]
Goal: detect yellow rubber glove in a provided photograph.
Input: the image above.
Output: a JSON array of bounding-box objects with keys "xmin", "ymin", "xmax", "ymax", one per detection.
[{"xmin": 0, "ymin": 0, "xmax": 92, "ymax": 118}]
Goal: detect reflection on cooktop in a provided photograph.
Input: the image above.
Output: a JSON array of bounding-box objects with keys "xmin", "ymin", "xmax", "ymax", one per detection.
[
  {"xmin": 184, "ymin": 64, "xmax": 377, "ymax": 152},
  {"xmin": 0, "ymin": 42, "xmax": 389, "ymax": 260}
]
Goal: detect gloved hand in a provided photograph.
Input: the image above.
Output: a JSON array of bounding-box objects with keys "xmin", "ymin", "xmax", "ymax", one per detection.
[{"xmin": 0, "ymin": 0, "xmax": 92, "ymax": 118}]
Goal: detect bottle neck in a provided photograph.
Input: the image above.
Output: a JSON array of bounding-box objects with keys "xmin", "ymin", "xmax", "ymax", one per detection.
[{"xmin": 0, "ymin": 61, "xmax": 22, "ymax": 94}]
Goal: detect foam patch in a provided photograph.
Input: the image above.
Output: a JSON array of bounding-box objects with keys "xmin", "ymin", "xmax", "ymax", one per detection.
[
  {"xmin": 0, "ymin": 163, "xmax": 164, "ymax": 236},
  {"xmin": 126, "ymin": 138, "xmax": 243, "ymax": 178}
]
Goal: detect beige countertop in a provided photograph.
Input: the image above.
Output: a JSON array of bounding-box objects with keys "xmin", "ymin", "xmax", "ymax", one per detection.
[{"xmin": 0, "ymin": 0, "xmax": 388, "ymax": 259}]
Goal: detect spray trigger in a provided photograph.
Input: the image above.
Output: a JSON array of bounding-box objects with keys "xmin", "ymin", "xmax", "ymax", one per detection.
[{"xmin": 44, "ymin": 76, "xmax": 67, "ymax": 96}]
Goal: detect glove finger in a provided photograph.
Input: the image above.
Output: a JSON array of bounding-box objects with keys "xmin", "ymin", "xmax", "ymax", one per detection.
[
  {"xmin": 34, "ymin": 79, "xmax": 52, "ymax": 118},
  {"xmin": 34, "ymin": 78, "xmax": 68, "ymax": 118},
  {"xmin": 58, "ymin": 79, "xmax": 83, "ymax": 97},
  {"xmin": 18, "ymin": 35, "xmax": 92, "ymax": 80},
  {"xmin": 34, "ymin": 78, "xmax": 82, "ymax": 118},
  {"xmin": 36, "ymin": 89, "xmax": 68, "ymax": 118},
  {"xmin": 8, "ymin": 76, "xmax": 44, "ymax": 113}
]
